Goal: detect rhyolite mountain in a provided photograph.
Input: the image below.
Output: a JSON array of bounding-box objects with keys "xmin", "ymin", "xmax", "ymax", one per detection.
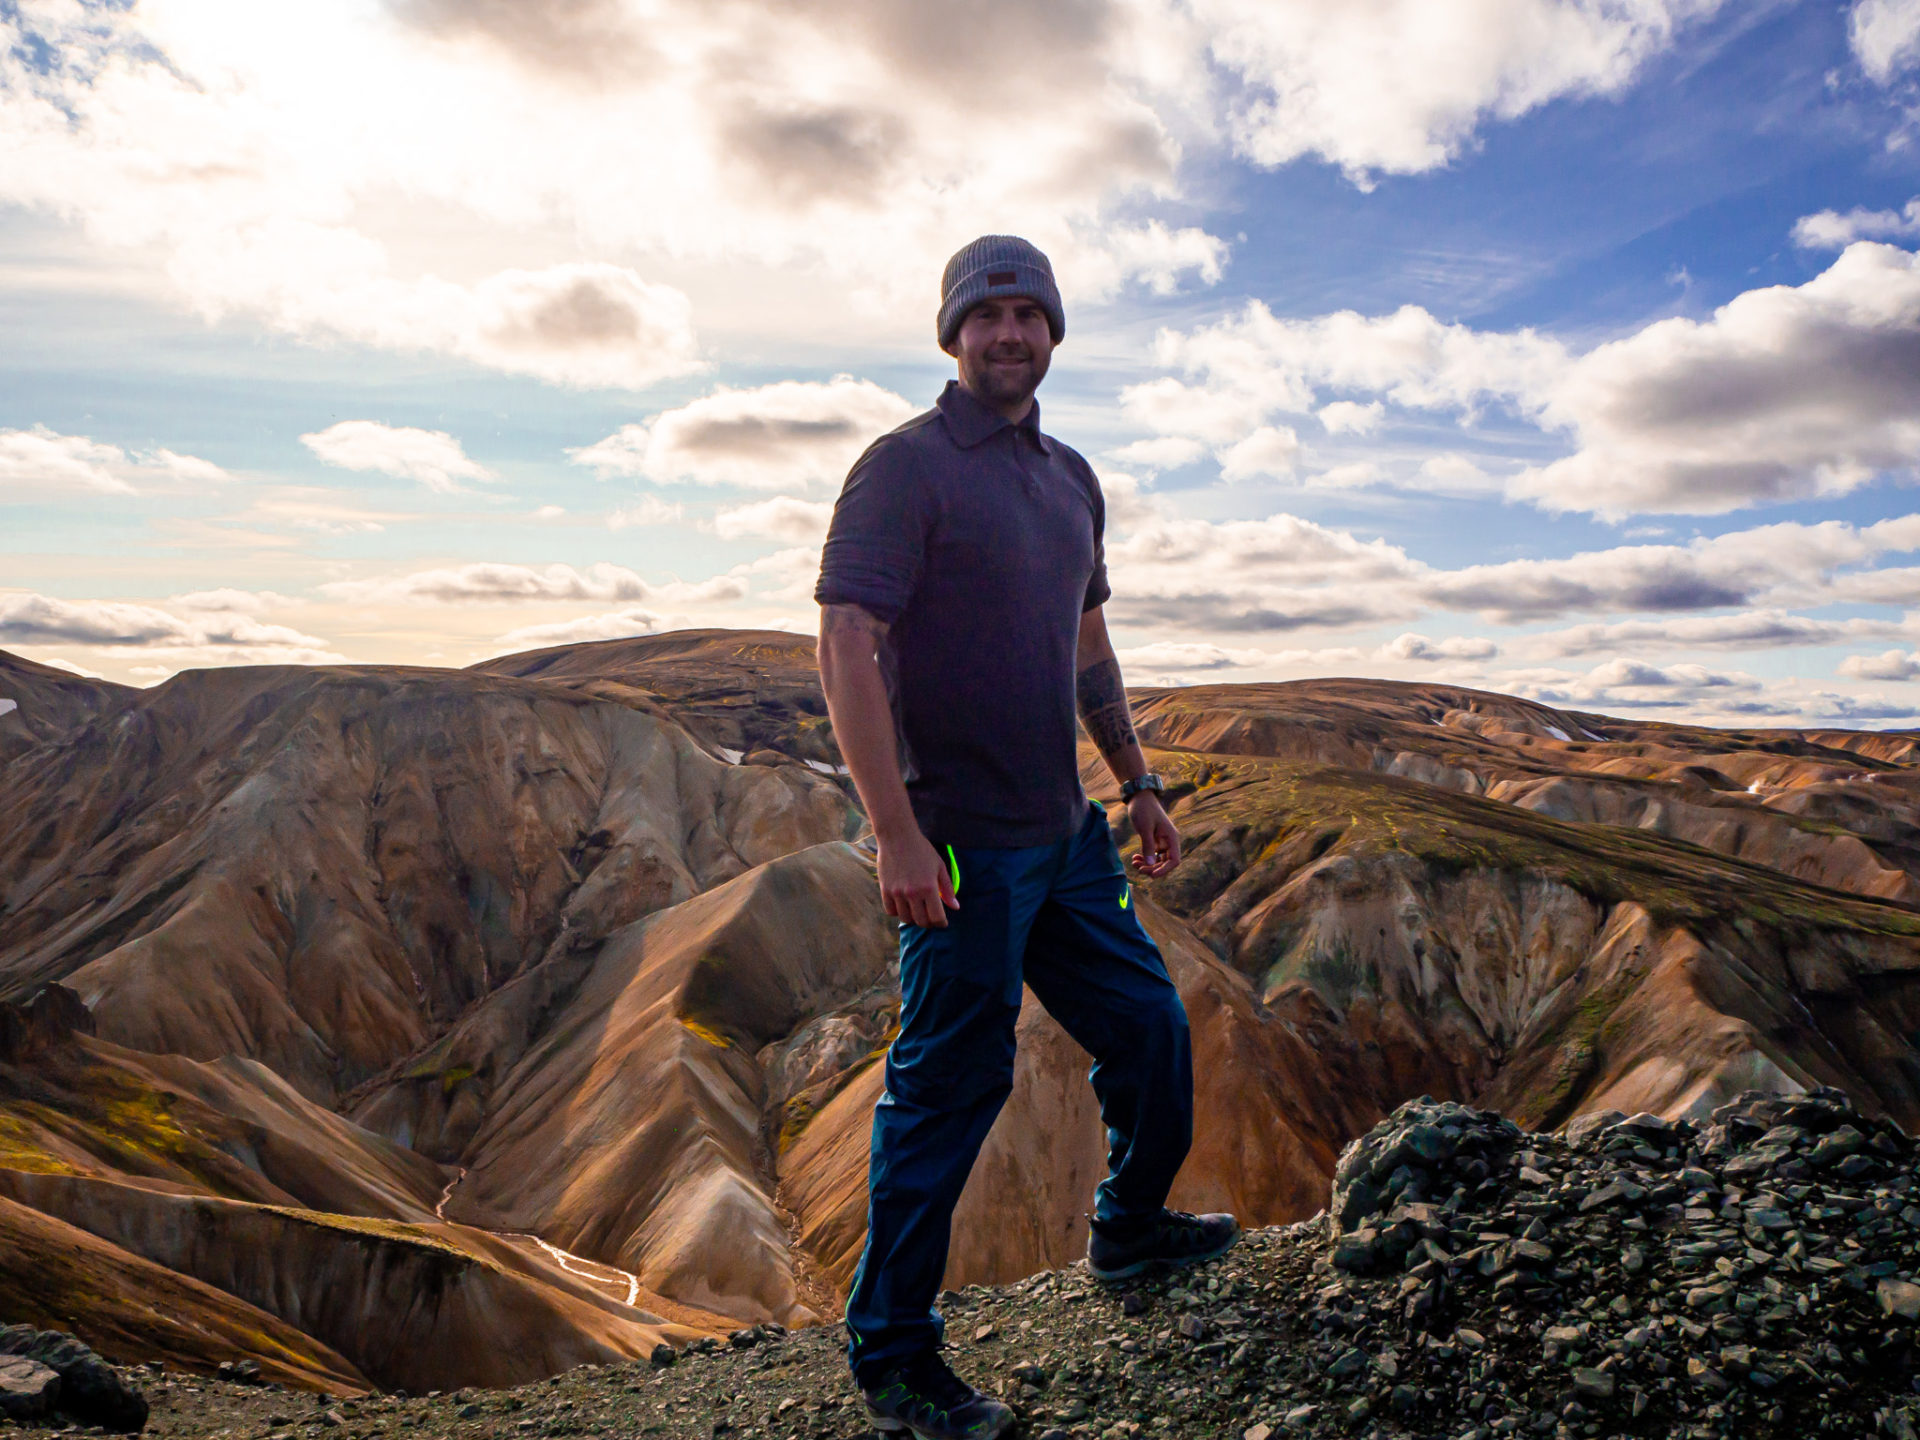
[{"xmin": 3, "ymin": 631, "xmax": 1919, "ymax": 1389}]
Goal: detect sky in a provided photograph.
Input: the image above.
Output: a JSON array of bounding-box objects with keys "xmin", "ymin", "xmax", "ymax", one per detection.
[{"xmin": 4, "ymin": 0, "xmax": 1920, "ymax": 728}]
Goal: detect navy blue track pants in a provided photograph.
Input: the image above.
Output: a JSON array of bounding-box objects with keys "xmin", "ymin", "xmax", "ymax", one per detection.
[{"xmin": 844, "ymin": 802, "xmax": 1194, "ymax": 1383}]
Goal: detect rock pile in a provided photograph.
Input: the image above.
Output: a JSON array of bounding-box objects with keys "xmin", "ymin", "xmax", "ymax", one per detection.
[
  {"xmin": 0, "ymin": 1326, "xmax": 146, "ymax": 1431},
  {"xmin": 1330, "ymin": 1097, "xmax": 1524, "ymax": 1233},
  {"xmin": 1313, "ymin": 1086, "xmax": 1920, "ymax": 1437}
]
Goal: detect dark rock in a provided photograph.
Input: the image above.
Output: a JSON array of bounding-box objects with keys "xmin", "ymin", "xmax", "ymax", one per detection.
[
  {"xmin": 1571, "ymin": 1368, "xmax": 1614, "ymax": 1400},
  {"xmin": 1881, "ymin": 1279, "xmax": 1920, "ymax": 1320},
  {"xmin": 0, "ymin": 1327, "xmax": 146, "ymax": 1432},
  {"xmin": 0, "ymin": 1356, "xmax": 59, "ymax": 1422}
]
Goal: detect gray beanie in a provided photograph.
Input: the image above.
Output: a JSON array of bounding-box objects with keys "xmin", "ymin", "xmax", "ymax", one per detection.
[{"xmin": 938, "ymin": 235, "xmax": 1065, "ymax": 353}]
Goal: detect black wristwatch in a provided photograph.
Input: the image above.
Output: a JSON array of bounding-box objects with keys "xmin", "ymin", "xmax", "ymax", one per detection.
[{"xmin": 1119, "ymin": 772, "xmax": 1165, "ymax": 802}]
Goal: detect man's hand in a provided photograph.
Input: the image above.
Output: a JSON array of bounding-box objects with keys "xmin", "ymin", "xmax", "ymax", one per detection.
[
  {"xmin": 1127, "ymin": 791, "xmax": 1182, "ymax": 878},
  {"xmin": 877, "ymin": 827, "xmax": 960, "ymax": 928}
]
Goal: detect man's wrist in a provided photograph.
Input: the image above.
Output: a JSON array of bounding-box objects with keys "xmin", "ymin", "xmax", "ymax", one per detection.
[
  {"xmin": 871, "ymin": 813, "xmax": 925, "ymax": 846},
  {"xmin": 1119, "ymin": 772, "xmax": 1164, "ymax": 802}
]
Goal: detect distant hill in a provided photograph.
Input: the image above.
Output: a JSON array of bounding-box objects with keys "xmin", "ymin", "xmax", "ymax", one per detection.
[{"xmin": 3, "ymin": 633, "xmax": 1920, "ymax": 1386}]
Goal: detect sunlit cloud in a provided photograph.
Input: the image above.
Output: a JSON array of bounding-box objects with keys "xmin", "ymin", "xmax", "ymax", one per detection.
[
  {"xmin": 320, "ymin": 561, "xmax": 747, "ymax": 607},
  {"xmin": 0, "ymin": 426, "xmax": 229, "ymax": 498},
  {"xmin": 301, "ymin": 421, "xmax": 493, "ymax": 493},
  {"xmin": 0, "ymin": 591, "xmax": 344, "ymax": 665},
  {"xmin": 1852, "ymin": 0, "xmax": 1920, "ymax": 84},
  {"xmin": 712, "ymin": 497, "xmax": 835, "ymax": 544},
  {"xmin": 494, "ymin": 608, "xmax": 666, "ymax": 652},
  {"xmin": 1794, "ymin": 197, "xmax": 1920, "ymax": 249},
  {"xmin": 571, "ymin": 378, "xmax": 915, "ymax": 490},
  {"xmin": 1125, "ymin": 242, "xmax": 1920, "ymax": 518}
]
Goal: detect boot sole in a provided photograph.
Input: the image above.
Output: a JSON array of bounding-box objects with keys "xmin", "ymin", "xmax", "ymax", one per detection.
[
  {"xmin": 866, "ymin": 1407, "xmax": 1016, "ymax": 1440},
  {"xmin": 1087, "ymin": 1224, "xmax": 1242, "ymax": 1282}
]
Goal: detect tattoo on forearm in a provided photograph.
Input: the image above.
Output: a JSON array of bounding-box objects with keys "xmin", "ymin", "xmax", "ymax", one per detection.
[
  {"xmin": 1076, "ymin": 658, "xmax": 1137, "ymax": 757},
  {"xmin": 821, "ymin": 603, "xmax": 887, "ymax": 643}
]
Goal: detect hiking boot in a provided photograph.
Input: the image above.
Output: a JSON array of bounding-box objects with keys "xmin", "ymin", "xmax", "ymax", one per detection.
[
  {"xmin": 861, "ymin": 1349, "xmax": 1015, "ymax": 1440},
  {"xmin": 1086, "ymin": 1208, "xmax": 1240, "ymax": 1281}
]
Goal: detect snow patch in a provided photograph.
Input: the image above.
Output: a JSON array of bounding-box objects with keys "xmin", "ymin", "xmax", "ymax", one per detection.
[
  {"xmin": 1544, "ymin": 725, "xmax": 1571, "ymax": 742},
  {"xmin": 0, "ymin": 698, "xmax": 15, "ymax": 717},
  {"xmin": 803, "ymin": 759, "xmax": 850, "ymax": 775},
  {"xmin": 715, "ymin": 746, "xmax": 744, "ymax": 765}
]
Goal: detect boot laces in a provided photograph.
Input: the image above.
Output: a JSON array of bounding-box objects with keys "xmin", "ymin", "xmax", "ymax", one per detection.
[{"xmin": 896, "ymin": 1350, "xmax": 977, "ymax": 1414}]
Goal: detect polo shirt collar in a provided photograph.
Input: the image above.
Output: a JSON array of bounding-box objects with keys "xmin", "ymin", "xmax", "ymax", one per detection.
[{"xmin": 936, "ymin": 380, "xmax": 1053, "ymax": 455}]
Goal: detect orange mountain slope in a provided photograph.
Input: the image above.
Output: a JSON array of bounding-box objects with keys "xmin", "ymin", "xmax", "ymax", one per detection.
[{"xmin": 3, "ymin": 635, "xmax": 1920, "ymax": 1382}]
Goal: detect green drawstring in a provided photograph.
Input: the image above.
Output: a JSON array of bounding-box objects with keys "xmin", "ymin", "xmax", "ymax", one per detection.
[{"xmin": 945, "ymin": 844, "xmax": 961, "ymax": 896}]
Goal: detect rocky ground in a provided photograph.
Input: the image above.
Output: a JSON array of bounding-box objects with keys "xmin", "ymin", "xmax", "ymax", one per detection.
[{"xmin": 15, "ymin": 1087, "xmax": 1920, "ymax": 1440}]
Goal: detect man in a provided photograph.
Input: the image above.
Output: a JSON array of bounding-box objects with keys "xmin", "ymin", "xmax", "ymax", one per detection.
[{"xmin": 815, "ymin": 234, "xmax": 1238, "ymax": 1440}]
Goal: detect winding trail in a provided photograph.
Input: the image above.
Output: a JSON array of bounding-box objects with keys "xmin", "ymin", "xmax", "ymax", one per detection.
[{"xmin": 433, "ymin": 1164, "xmax": 643, "ymax": 1309}]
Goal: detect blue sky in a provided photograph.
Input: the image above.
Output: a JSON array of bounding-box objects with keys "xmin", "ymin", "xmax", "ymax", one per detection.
[{"xmin": 3, "ymin": 0, "xmax": 1920, "ymax": 724}]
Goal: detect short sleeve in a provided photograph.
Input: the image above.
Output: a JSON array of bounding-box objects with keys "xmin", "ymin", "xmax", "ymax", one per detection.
[
  {"xmin": 814, "ymin": 437, "xmax": 933, "ymax": 626},
  {"xmin": 1082, "ymin": 466, "xmax": 1111, "ymax": 613}
]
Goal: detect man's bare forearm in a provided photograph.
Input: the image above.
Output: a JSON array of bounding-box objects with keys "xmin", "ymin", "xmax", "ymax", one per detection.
[
  {"xmin": 817, "ymin": 603, "xmax": 920, "ymax": 842},
  {"xmin": 1075, "ymin": 607, "xmax": 1148, "ymax": 785}
]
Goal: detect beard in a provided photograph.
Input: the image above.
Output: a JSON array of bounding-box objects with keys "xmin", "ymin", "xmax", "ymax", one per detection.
[{"xmin": 962, "ymin": 342, "xmax": 1051, "ymax": 410}]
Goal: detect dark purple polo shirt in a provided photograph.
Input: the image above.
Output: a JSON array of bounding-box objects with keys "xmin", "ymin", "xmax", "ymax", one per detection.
[{"xmin": 815, "ymin": 380, "xmax": 1111, "ymax": 848}]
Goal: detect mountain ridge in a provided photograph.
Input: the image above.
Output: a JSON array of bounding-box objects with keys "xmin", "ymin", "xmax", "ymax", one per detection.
[{"xmin": 5, "ymin": 632, "xmax": 1920, "ymax": 1387}]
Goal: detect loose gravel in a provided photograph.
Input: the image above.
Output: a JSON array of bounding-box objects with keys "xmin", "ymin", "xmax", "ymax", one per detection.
[{"xmin": 12, "ymin": 1086, "xmax": 1920, "ymax": 1440}]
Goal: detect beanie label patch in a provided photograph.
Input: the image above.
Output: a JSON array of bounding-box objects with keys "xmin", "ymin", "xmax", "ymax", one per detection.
[{"xmin": 987, "ymin": 271, "xmax": 1017, "ymax": 286}]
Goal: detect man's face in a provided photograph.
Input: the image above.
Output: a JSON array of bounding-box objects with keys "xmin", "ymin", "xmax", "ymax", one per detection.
[{"xmin": 951, "ymin": 296, "xmax": 1054, "ymax": 417}]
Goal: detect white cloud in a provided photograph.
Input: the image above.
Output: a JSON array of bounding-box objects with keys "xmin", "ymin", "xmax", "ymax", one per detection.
[
  {"xmin": 1198, "ymin": 0, "xmax": 1719, "ymax": 182},
  {"xmin": 0, "ymin": 427, "xmax": 134, "ymax": 496},
  {"xmin": 1379, "ymin": 632, "xmax": 1498, "ymax": 662},
  {"xmin": 0, "ymin": 591, "xmax": 343, "ymax": 665},
  {"xmin": 1106, "ymin": 511, "xmax": 1426, "ymax": 632},
  {"xmin": 1217, "ymin": 425, "xmax": 1300, "ymax": 481},
  {"xmin": 174, "ymin": 226, "xmax": 702, "ymax": 391},
  {"xmin": 0, "ymin": 426, "xmax": 229, "ymax": 498},
  {"xmin": 1840, "ymin": 648, "xmax": 1920, "ymax": 681},
  {"xmin": 712, "ymin": 497, "xmax": 835, "ymax": 544},
  {"xmin": 1793, "ymin": 198, "xmax": 1920, "ymax": 249},
  {"xmin": 1116, "ymin": 641, "xmax": 1274, "ymax": 672},
  {"xmin": 1852, "ymin": 0, "xmax": 1920, "ymax": 84},
  {"xmin": 1503, "ymin": 656, "xmax": 1762, "ymax": 712},
  {"xmin": 608, "ymin": 497, "xmax": 685, "ymax": 529},
  {"xmin": 1509, "ymin": 243, "xmax": 1920, "ymax": 517},
  {"xmin": 0, "ymin": 0, "xmax": 1224, "ymax": 378},
  {"xmin": 1100, "ymin": 510, "xmax": 1920, "ymax": 642},
  {"xmin": 571, "ymin": 377, "xmax": 914, "ymax": 491},
  {"xmin": 1098, "ymin": 471, "xmax": 1175, "ymax": 533},
  {"xmin": 146, "ymin": 449, "xmax": 230, "ymax": 484},
  {"xmin": 1131, "ymin": 242, "xmax": 1920, "ymax": 518},
  {"xmin": 1317, "ymin": 399, "xmax": 1384, "ymax": 434},
  {"xmin": 0, "ymin": 0, "xmax": 1720, "ymax": 386},
  {"xmin": 494, "ymin": 608, "xmax": 666, "ymax": 651},
  {"xmin": 1529, "ymin": 610, "xmax": 1911, "ymax": 658},
  {"xmin": 321, "ymin": 561, "xmax": 747, "ymax": 607},
  {"xmin": 1114, "ymin": 640, "xmax": 1367, "ymax": 685},
  {"xmin": 1105, "ymin": 437, "xmax": 1208, "ymax": 473},
  {"xmin": 1125, "ymin": 299, "xmax": 1566, "ymax": 445},
  {"xmin": 301, "ymin": 421, "xmax": 493, "ymax": 493},
  {"xmin": 168, "ymin": 588, "xmax": 296, "ymax": 614},
  {"xmin": 1417, "ymin": 453, "xmax": 1500, "ymax": 494}
]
